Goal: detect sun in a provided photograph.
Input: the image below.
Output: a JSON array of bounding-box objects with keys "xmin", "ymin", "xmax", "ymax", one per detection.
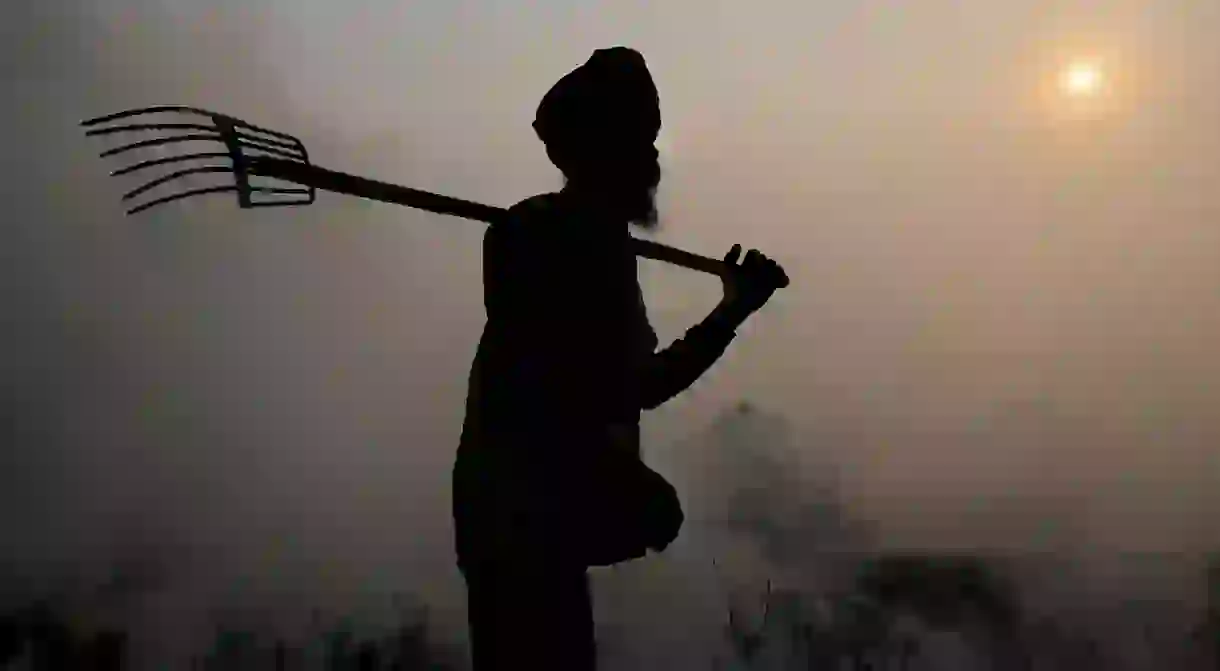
[
  {"xmin": 1060, "ymin": 60, "xmax": 1105, "ymax": 98},
  {"xmin": 1037, "ymin": 46, "xmax": 1126, "ymax": 123}
]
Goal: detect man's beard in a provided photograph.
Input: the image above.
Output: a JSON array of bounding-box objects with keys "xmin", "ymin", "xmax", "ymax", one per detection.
[
  {"xmin": 629, "ymin": 186, "xmax": 660, "ymax": 231},
  {"xmin": 559, "ymin": 168, "xmax": 660, "ymax": 229}
]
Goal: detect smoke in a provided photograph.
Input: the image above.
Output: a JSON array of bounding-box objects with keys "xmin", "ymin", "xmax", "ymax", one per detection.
[{"xmin": 645, "ymin": 401, "xmax": 1217, "ymax": 668}]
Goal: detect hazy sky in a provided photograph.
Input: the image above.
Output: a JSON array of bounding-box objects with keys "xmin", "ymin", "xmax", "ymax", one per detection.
[{"xmin": 4, "ymin": 0, "xmax": 1220, "ymax": 667}]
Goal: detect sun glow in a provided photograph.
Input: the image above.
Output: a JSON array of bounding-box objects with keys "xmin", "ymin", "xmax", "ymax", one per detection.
[
  {"xmin": 1061, "ymin": 60, "xmax": 1105, "ymax": 98},
  {"xmin": 1037, "ymin": 51, "xmax": 1124, "ymax": 123}
]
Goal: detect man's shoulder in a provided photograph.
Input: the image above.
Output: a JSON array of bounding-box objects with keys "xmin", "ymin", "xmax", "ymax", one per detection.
[
  {"xmin": 504, "ymin": 193, "xmax": 563, "ymax": 226},
  {"xmin": 489, "ymin": 193, "xmax": 565, "ymax": 247}
]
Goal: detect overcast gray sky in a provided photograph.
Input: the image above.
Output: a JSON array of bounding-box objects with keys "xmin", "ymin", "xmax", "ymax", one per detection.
[{"xmin": 4, "ymin": 0, "xmax": 1220, "ymax": 667}]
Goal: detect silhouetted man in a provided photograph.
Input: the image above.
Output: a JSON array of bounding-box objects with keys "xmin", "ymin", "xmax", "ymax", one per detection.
[{"xmin": 452, "ymin": 47, "xmax": 788, "ymax": 670}]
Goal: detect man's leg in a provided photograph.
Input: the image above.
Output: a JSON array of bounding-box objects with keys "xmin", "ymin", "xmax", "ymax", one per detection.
[{"xmin": 463, "ymin": 562, "xmax": 596, "ymax": 671}]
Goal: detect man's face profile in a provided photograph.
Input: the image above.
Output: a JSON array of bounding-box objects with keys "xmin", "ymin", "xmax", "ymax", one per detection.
[{"xmin": 604, "ymin": 138, "xmax": 662, "ymax": 231}]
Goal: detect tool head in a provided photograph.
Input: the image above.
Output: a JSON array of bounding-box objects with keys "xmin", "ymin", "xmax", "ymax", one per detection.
[{"xmin": 81, "ymin": 105, "xmax": 315, "ymax": 215}]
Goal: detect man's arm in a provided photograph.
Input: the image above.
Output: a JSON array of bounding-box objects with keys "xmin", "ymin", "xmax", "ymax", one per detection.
[
  {"xmin": 638, "ymin": 244, "xmax": 788, "ymax": 411},
  {"xmin": 637, "ymin": 300, "xmax": 748, "ymax": 411}
]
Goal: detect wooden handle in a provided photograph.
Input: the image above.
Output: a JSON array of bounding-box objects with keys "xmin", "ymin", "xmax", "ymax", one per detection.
[{"xmin": 249, "ymin": 157, "xmax": 730, "ymax": 277}]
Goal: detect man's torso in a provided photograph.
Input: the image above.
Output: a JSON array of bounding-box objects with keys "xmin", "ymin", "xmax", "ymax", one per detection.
[{"xmin": 453, "ymin": 193, "xmax": 660, "ymax": 567}]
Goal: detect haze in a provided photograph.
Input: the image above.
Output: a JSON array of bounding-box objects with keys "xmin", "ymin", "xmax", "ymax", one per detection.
[{"xmin": 3, "ymin": 0, "xmax": 1219, "ymax": 668}]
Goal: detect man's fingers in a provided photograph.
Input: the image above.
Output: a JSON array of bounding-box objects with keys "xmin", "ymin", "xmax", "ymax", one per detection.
[
  {"xmin": 725, "ymin": 247, "xmax": 789, "ymax": 289},
  {"xmin": 762, "ymin": 257, "xmax": 789, "ymax": 288},
  {"xmin": 773, "ymin": 263, "xmax": 790, "ymax": 289},
  {"xmin": 746, "ymin": 252, "xmax": 789, "ymax": 290}
]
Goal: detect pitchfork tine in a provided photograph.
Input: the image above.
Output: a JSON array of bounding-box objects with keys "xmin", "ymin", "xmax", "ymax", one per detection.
[
  {"xmin": 100, "ymin": 134, "xmax": 224, "ymax": 158},
  {"xmin": 125, "ymin": 185, "xmax": 311, "ymax": 215},
  {"xmin": 81, "ymin": 105, "xmax": 302, "ymax": 142},
  {"xmin": 110, "ymin": 152, "xmax": 233, "ymax": 177},
  {"xmin": 81, "ymin": 106, "xmax": 206, "ymax": 126},
  {"xmin": 121, "ymin": 166, "xmax": 236, "ymax": 202},
  {"xmin": 125, "ymin": 186, "xmax": 240, "ymax": 215},
  {"xmin": 83, "ymin": 123, "xmax": 217, "ymax": 137}
]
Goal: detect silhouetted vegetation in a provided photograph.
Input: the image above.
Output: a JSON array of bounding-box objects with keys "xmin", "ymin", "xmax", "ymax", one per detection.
[
  {"xmin": 0, "ymin": 596, "xmax": 466, "ymax": 670},
  {"xmin": 199, "ymin": 600, "xmax": 468, "ymax": 670},
  {"xmin": 720, "ymin": 554, "xmax": 1013, "ymax": 669},
  {"xmin": 0, "ymin": 600, "xmax": 127, "ymax": 670},
  {"xmin": 717, "ymin": 550, "xmax": 1220, "ymax": 670}
]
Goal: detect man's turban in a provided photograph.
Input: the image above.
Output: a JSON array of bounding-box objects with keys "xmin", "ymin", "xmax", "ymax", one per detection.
[{"xmin": 533, "ymin": 47, "xmax": 661, "ymax": 159}]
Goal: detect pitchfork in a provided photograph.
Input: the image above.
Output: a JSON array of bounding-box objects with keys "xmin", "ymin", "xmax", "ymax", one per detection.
[{"xmin": 80, "ymin": 105, "xmax": 770, "ymax": 281}]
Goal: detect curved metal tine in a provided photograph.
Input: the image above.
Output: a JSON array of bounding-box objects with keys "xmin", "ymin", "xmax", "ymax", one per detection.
[
  {"xmin": 111, "ymin": 152, "xmax": 233, "ymax": 177},
  {"xmin": 83, "ymin": 122, "xmax": 218, "ymax": 138},
  {"xmin": 81, "ymin": 105, "xmax": 221, "ymax": 127},
  {"xmin": 122, "ymin": 166, "xmax": 236, "ymax": 202},
  {"xmin": 80, "ymin": 106, "xmax": 305, "ymax": 143},
  {"xmin": 126, "ymin": 185, "xmax": 240, "ymax": 215},
  {"xmin": 81, "ymin": 107, "xmax": 309, "ymax": 161},
  {"xmin": 100, "ymin": 134, "xmax": 225, "ymax": 159},
  {"xmin": 126, "ymin": 185, "xmax": 312, "ymax": 215}
]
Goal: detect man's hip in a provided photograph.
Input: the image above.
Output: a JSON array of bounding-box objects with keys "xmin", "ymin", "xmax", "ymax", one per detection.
[{"xmin": 452, "ymin": 439, "xmax": 683, "ymax": 569}]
